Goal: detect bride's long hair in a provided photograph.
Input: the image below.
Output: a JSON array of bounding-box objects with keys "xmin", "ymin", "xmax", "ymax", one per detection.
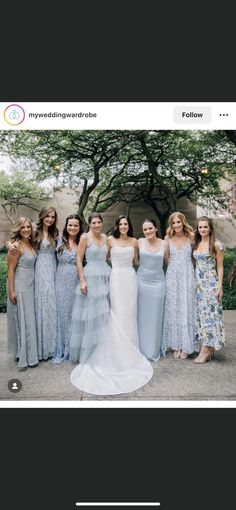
[{"xmin": 112, "ymin": 215, "xmax": 134, "ymax": 238}]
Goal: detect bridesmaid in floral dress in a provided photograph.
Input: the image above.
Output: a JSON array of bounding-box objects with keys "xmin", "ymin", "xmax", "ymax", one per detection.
[
  {"xmin": 162, "ymin": 212, "xmax": 198, "ymax": 359},
  {"xmin": 52, "ymin": 214, "xmax": 83, "ymax": 364},
  {"xmin": 193, "ymin": 216, "xmax": 226, "ymax": 364}
]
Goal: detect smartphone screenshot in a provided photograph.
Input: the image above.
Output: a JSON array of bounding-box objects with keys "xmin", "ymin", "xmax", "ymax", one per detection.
[{"xmin": 1, "ymin": 102, "xmax": 236, "ymax": 509}]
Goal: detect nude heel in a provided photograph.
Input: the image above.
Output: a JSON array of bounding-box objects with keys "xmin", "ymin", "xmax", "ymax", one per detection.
[{"xmin": 194, "ymin": 347, "xmax": 214, "ymax": 364}]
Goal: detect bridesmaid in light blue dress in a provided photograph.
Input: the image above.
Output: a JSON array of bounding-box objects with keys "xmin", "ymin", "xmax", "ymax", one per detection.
[
  {"xmin": 52, "ymin": 215, "xmax": 83, "ymax": 364},
  {"xmin": 137, "ymin": 219, "xmax": 167, "ymax": 361},
  {"xmin": 7, "ymin": 217, "xmax": 38, "ymax": 369},
  {"xmin": 162, "ymin": 212, "xmax": 198, "ymax": 359},
  {"xmin": 34, "ymin": 207, "xmax": 59, "ymax": 360},
  {"xmin": 69, "ymin": 213, "xmax": 111, "ymax": 363}
]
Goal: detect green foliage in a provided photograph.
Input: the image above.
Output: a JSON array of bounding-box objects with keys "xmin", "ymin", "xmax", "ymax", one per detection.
[
  {"xmin": 0, "ymin": 254, "xmax": 7, "ymax": 312},
  {"xmin": 222, "ymin": 249, "xmax": 236, "ymax": 310},
  {"xmin": 0, "ymin": 170, "xmax": 46, "ymax": 203},
  {"xmin": 0, "ymin": 129, "xmax": 236, "ymax": 236}
]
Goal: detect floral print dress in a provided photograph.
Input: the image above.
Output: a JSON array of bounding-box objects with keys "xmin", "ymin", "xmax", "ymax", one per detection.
[{"xmin": 193, "ymin": 244, "xmax": 226, "ymax": 350}]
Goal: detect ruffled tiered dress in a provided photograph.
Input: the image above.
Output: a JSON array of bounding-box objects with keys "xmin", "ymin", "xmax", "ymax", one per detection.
[{"xmin": 69, "ymin": 234, "xmax": 111, "ymax": 363}]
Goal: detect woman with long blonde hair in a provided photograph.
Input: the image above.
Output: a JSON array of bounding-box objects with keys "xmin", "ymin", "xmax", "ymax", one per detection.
[
  {"xmin": 162, "ymin": 211, "xmax": 198, "ymax": 359},
  {"xmin": 7, "ymin": 217, "xmax": 38, "ymax": 369}
]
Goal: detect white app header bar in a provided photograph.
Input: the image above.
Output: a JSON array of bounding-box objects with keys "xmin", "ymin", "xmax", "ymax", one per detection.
[{"xmin": 0, "ymin": 102, "xmax": 235, "ymax": 130}]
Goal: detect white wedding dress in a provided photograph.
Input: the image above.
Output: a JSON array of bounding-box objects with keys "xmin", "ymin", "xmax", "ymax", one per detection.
[{"xmin": 70, "ymin": 246, "xmax": 153, "ymax": 395}]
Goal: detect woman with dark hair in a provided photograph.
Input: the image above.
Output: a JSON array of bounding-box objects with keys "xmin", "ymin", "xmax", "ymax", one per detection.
[
  {"xmin": 70, "ymin": 213, "xmax": 153, "ymax": 396},
  {"xmin": 112, "ymin": 214, "xmax": 134, "ymax": 238},
  {"xmin": 162, "ymin": 211, "xmax": 198, "ymax": 359},
  {"xmin": 193, "ymin": 216, "xmax": 226, "ymax": 363},
  {"xmin": 52, "ymin": 215, "xmax": 83, "ymax": 364},
  {"xmin": 7, "ymin": 217, "xmax": 38, "ymax": 370},
  {"xmin": 69, "ymin": 212, "xmax": 111, "ymax": 363},
  {"xmin": 137, "ymin": 219, "xmax": 167, "ymax": 361},
  {"xmin": 107, "ymin": 215, "xmax": 140, "ymax": 347}
]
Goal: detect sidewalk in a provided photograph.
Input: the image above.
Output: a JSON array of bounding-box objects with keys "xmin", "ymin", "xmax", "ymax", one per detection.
[{"xmin": 1, "ymin": 311, "xmax": 236, "ymax": 401}]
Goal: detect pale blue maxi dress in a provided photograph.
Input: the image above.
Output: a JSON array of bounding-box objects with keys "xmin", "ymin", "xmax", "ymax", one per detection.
[
  {"xmin": 137, "ymin": 239, "xmax": 166, "ymax": 360},
  {"xmin": 162, "ymin": 240, "xmax": 198, "ymax": 355},
  {"xmin": 52, "ymin": 243, "xmax": 79, "ymax": 363},
  {"xmin": 7, "ymin": 250, "xmax": 39, "ymax": 369},
  {"xmin": 35, "ymin": 239, "xmax": 57, "ymax": 360},
  {"xmin": 69, "ymin": 234, "xmax": 111, "ymax": 363}
]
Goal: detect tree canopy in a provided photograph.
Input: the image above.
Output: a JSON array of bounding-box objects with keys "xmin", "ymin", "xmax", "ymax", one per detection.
[
  {"xmin": 0, "ymin": 170, "xmax": 48, "ymax": 223},
  {"xmin": 0, "ymin": 129, "xmax": 235, "ymax": 234}
]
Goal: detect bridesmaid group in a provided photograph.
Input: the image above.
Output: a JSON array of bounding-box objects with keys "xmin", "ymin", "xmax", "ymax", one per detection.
[{"xmin": 7, "ymin": 208, "xmax": 226, "ymax": 394}]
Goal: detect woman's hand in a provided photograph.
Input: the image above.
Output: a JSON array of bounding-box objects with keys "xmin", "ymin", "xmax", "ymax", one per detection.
[
  {"xmin": 9, "ymin": 291, "xmax": 17, "ymax": 304},
  {"xmin": 9, "ymin": 241, "xmax": 20, "ymax": 255},
  {"xmin": 80, "ymin": 280, "xmax": 88, "ymax": 295},
  {"xmin": 217, "ymin": 286, "xmax": 223, "ymax": 301}
]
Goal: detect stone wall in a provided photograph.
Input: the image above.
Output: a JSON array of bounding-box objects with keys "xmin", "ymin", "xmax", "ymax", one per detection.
[
  {"xmin": 1, "ymin": 187, "xmax": 235, "ymax": 247},
  {"xmin": 0, "ymin": 188, "xmax": 78, "ymax": 247}
]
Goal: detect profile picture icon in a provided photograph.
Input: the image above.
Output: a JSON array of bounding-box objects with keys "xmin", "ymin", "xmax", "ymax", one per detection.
[
  {"xmin": 4, "ymin": 104, "xmax": 25, "ymax": 126},
  {"xmin": 8, "ymin": 379, "xmax": 22, "ymax": 393}
]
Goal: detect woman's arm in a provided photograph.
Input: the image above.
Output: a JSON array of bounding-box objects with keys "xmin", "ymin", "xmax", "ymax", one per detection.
[
  {"xmin": 7, "ymin": 252, "xmax": 20, "ymax": 304},
  {"xmin": 76, "ymin": 234, "xmax": 88, "ymax": 294},
  {"xmin": 215, "ymin": 241, "xmax": 224, "ymax": 300},
  {"xmin": 136, "ymin": 238, "xmax": 142, "ymax": 266},
  {"xmin": 189, "ymin": 231, "xmax": 195, "ymax": 244},
  {"xmin": 163, "ymin": 238, "xmax": 170, "ymax": 265},
  {"xmin": 106, "ymin": 235, "xmax": 113, "ymax": 263},
  {"xmin": 133, "ymin": 239, "xmax": 139, "ymax": 266}
]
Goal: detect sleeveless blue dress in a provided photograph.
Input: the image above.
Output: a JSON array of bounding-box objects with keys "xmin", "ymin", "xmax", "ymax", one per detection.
[
  {"xmin": 7, "ymin": 250, "xmax": 38, "ymax": 369},
  {"xmin": 35, "ymin": 239, "xmax": 57, "ymax": 360},
  {"xmin": 69, "ymin": 234, "xmax": 111, "ymax": 363},
  {"xmin": 52, "ymin": 242, "xmax": 79, "ymax": 363},
  {"xmin": 162, "ymin": 240, "xmax": 198, "ymax": 355},
  {"xmin": 137, "ymin": 239, "xmax": 166, "ymax": 360}
]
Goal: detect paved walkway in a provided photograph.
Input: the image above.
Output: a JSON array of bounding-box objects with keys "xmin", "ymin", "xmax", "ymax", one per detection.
[{"xmin": 1, "ymin": 311, "xmax": 236, "ymax": 401}]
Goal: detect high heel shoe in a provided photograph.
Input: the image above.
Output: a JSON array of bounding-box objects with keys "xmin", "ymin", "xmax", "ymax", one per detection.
[{"xmin": 194, "ymin": 347, "xmax": 214, "ymax": 364}]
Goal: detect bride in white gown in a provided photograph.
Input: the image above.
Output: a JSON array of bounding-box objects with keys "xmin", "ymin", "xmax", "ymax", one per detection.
[{"xmin": 70, "ymin": 215, "xmax": 153, "ymax": 395}]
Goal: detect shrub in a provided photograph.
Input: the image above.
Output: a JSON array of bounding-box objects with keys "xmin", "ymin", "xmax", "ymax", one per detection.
[
  {"xmin": 0, "ymin": 254, "xmax": 7, "ymax": 312},
  {"xmin": 222, "ymin": 248, "xmax": 236, "ymax": 310}
]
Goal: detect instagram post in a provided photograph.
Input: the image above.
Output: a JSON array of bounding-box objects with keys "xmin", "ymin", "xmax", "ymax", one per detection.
[{"xmin": 0, "ymin": 102, "xmax": 236, "ymax": 402}]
